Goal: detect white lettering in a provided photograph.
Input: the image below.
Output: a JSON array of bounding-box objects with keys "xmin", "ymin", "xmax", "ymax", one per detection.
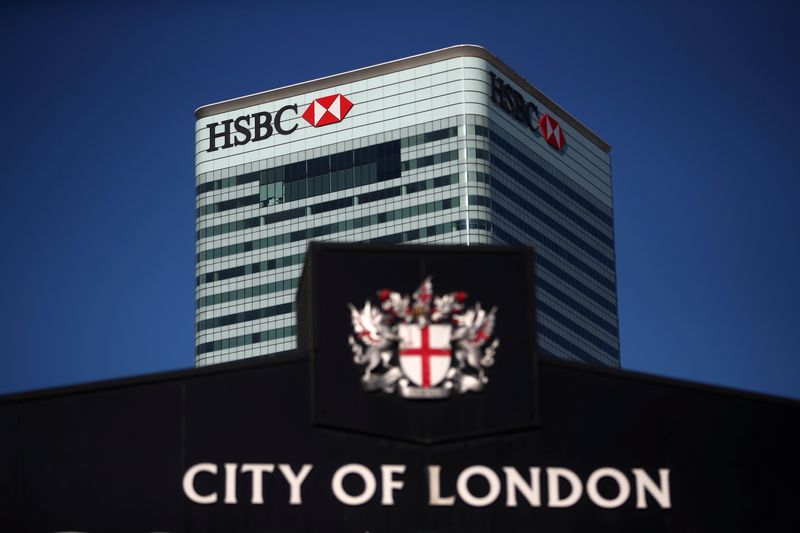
[
  {"xmin": 633, "ymin": 468, "xmax": 672, "ymax": 508},
  {"xmin": 427, "ymin": 465, "xmax": 455, "ymax": 506},
  {"xmin": 181, "ymin": 462, "xmax": 672, "ymax": 510},
  {"xmin": 457, "ymin": 465, "xmax": 501, "ymax": 507},
  {"xmin": 380, "ymin": 464, "xmax": 406, "ymax": 505},
  {"xmin": 240, "ymin": 463, "xmax": 275, "ymax": 504},
  {"xmin": 546, "ymin": 467, "xmax": 582, "ymax": 508},
  {"xmin": 503, "ymin": 466, "xmax": 541, "ymax": 507},
  {"xmin": 224, "ymin": 463, "xmax": 238, "ymax": 504},
  {"xmin": 278, "ymin": 464, "xmax": 313, "ymax": 505},
  {"xmin": 182, "ymin": 463, "xmax": 218, "ymax": 505},
  {"xmin": 331, "ymin": 463, "xmax": 376, "ymax": 506},
  {"xmin": 586, "ymin": 467, "xmax": 630, "ymax": 508}
]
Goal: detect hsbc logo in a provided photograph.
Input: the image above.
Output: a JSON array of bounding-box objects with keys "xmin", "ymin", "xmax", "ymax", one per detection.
[
  {"xmin": 489, "ymin": 72, "xmax": 566, "ymax": 151},
  {"xmin": 302, "ymin": 93, "xmax": 353, "ymax": 127},
  {"xmin": 539, "ymin": 114, "xmax": 565, "ymax": 150},
  {"xmin": 205, "ymin": 93, "xmax": 354, "ymax": 153}
]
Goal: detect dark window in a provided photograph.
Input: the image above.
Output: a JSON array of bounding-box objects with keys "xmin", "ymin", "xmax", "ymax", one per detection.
[
  {"xmin": 197, "ymin": 194, "xmax": 261, "ymax": 217},
  {"xmin": 488, "ymin": 127, "xmax": 613, "ymax": 227},
  {"xmin": 197, "ymin": 127, "xmax": 458, "ymax": 197},
  {"xmin": 197, "ymin": 302, "xmax": 295, "ymax": 332},
  {"xmin": 491, "ymin": 226, "xmax": 617, "ymax": 312},
  {"xmin": 198, "ymin": 173, "xmax": 462, "ymax": 263},
  {"xmin": 264, "ymin": 166, "xmax": 284, "ymax": 184},
  {"xmin": 486, "ymin": 167, "xmax": 614, "ymax": 250},
  {"xmin": 539, "ymin": 325, "xmax": 613, "ymax": 366},
  {"xmin": 330, "ymin": 150, "xmax": 353, "ymax": 171},
  {"xmin": 491, "ymin": 201, "xmax": 615, "ymax": 288},
  {"xmin": 197, "ymin": 197, "xmax": 465, "ymax": 285},
  {"xmin": 196, "ymin": 325, "xmax": 295, "ymax": 356},
  {"xmin": 264, "ymin": 207, "xmax": 306, "ymax": 224},
  {"xmin": 537, "ymin": 278, "xmax": 617, "ymax": 335},
  {"xmin": 307, "ymin": 155, "xmax": 330, "ymax": 176}
]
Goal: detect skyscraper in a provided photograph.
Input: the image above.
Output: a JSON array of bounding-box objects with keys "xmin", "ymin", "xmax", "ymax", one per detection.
[{"xmin": 195, "ymin": 45, "xmax": 619, "ymax": 368}]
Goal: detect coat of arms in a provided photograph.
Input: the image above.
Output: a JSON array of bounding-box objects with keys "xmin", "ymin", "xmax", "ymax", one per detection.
[{"xmin": 348, "ymin": 277, "xmax": 499, "ymax": 399}]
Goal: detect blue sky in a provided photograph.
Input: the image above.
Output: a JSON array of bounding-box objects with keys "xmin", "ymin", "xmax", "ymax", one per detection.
[{"xmin": 1, "ymin": 1, "xmax": 797, "ymax": 400}]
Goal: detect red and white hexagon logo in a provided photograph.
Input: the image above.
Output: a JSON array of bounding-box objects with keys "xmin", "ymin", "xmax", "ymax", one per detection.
[
  {"xmin": 302, "ymin": 93, "xmax": 353, "ymax": 127},
  {"xmin": 538, "ymin": 114, "xmax": 566, "ymax": 150}
]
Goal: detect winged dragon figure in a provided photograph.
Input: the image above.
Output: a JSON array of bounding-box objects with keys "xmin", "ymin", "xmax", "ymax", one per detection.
[
  {"xmin": 348, "ymin": 300, "xmax": 402, "ymax": 392},
  {"xmin": 451, "ymin": 304, "xmax": 499, "ymax": 392}
]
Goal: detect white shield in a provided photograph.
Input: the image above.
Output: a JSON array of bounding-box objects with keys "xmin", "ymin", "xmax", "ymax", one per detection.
[{"xmin": 398, "ymin": 324, "xmax": 452, "ymax": 388}]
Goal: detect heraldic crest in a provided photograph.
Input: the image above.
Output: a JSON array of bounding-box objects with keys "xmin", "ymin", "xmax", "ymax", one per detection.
[{"xmin": 348, "ymin": 277, "xmax": 499, "ymax": 399}]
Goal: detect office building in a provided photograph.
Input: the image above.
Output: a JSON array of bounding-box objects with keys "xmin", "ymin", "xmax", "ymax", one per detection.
[{"xmin": 195, "ymin": 45, "xmax": 619, "ymax": 367}]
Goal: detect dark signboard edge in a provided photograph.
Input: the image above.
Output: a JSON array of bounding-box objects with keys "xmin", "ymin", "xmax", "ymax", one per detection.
[
  {"xmin": 0, "ymin": 350, "xmax": 309, "ymax": 407},
  {"xmin": 1, "ymin": 353, "xmax": 796, "ymax": 411},
  {"xmin": 539, "ymin": 356, "xmax": 800, "ymax": 408}
]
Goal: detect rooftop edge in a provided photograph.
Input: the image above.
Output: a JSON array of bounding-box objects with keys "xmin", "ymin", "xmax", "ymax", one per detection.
[{"xmin": 194, "ymin": 44, "xmax": 611, "ymax": 154}]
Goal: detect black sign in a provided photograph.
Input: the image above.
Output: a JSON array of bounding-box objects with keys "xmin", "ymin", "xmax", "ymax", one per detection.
[
  {"xmin": 0, "ymin": 244, "xmax": 798, "ymax": 532},
  {"xmin": 297, "ymin": 243, "xmax": 540, "ymax": 443}
]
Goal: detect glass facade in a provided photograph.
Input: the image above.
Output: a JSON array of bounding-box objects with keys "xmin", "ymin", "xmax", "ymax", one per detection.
[{"xmin": 195, "ymin": 47, "xmax": 619, "ymax": 368}]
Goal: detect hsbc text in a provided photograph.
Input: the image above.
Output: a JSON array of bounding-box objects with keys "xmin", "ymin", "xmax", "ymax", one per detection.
[{"xmin": 206, "ymin": 104, "xmax": 298, "ymax": 152}]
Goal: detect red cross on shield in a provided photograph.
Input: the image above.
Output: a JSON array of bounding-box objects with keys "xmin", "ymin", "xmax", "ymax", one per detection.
[{"xmin": 398, "ymin": 324, "xmax": 452, "ymax": 388}]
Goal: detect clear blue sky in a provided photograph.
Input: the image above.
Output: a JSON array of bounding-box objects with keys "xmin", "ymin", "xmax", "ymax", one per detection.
[{"xmin": 1, "ymin": 1, "xmax": 797, "ymax": 400}]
